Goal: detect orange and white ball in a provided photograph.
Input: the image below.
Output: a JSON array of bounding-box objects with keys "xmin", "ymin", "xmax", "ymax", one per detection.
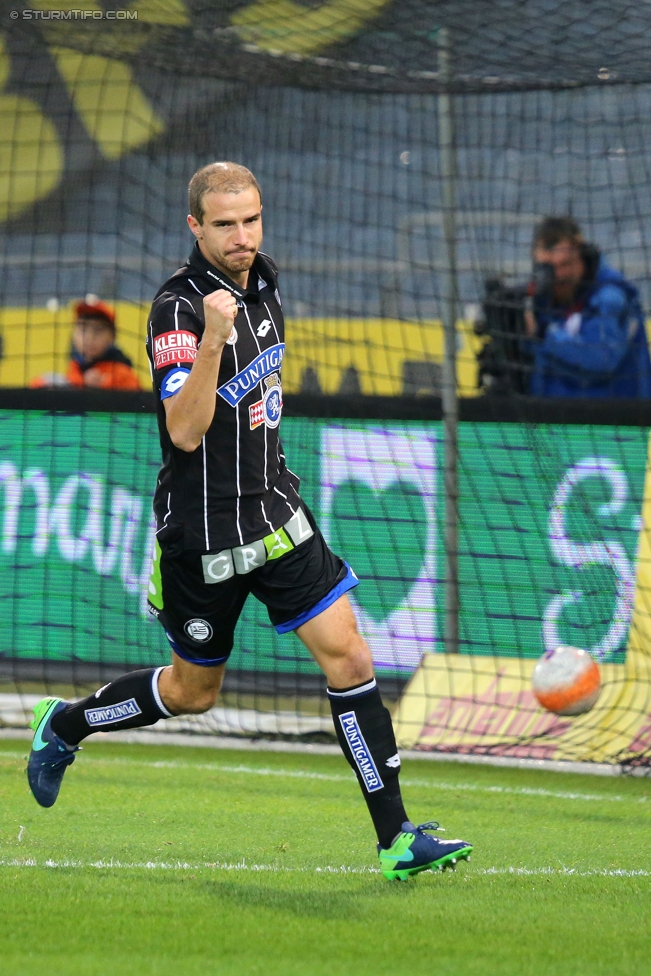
[{"xmin": 532, "ymin": 646, "xmax": 601, "ymax": 716}]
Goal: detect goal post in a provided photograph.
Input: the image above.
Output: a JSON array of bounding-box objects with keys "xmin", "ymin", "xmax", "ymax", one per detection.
[{"xmin": 1, "ymin": 3, "xmax": 651, "ymax": 765}]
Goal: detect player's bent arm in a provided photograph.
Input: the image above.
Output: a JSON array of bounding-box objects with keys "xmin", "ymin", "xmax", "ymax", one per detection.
[
  {"xmin": 164, "ymin": 344, "xmax": 224, "ymax": 451},
  {"xmin": 163, "ymin": 289, "xmax": 237, "ymax": 452}
]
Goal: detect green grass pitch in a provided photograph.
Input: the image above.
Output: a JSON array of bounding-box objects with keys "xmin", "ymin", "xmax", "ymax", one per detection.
[{"xmin": 0, "ymin": 739, "xmax": 650, "ymax": 976}]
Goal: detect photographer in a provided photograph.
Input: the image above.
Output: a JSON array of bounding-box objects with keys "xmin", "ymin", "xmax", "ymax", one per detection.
[{"xmin": 525, "ymin": 217, "xmax": 651, "ymax": 397}]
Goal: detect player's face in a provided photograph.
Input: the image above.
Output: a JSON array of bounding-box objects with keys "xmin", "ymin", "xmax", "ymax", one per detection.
[
  {"xmin": 188, "ymin": 188, "xmax": 263, "ymax": 285},
  {"xmin": 534, "ymin": 241, "xmax": 585, "ymax": 304}
]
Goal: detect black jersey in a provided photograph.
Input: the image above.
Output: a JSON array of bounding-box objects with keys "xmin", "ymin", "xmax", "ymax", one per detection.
[{"xmin": 146, "ymin": 242, "xmax": 300, "ymax": 550}]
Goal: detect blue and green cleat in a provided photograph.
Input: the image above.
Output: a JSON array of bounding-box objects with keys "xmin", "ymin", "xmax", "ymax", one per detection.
[
  {"xmin": 27, "ymin": 697, "xmax": 78, "ymax": 808},
  {"xmin": 378, "ymin": 821, "xmax": 473, "ymax": 881}
]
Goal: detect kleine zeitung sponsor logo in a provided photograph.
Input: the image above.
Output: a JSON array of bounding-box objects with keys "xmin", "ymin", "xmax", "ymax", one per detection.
[{"xmin": 154, "ymin": 330, "xmax": 198, "ymax": 369}]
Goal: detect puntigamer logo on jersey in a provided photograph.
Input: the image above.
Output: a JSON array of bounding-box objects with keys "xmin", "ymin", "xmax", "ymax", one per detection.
[
  {"xmin": 154, "ymin": 330, "xmax": 198, "ymax": 369},
  {"xmin": 217, "ymin": 343, "xmax": 285, "ymax": 407}
]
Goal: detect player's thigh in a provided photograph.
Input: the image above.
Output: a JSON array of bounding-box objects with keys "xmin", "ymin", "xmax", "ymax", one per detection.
[
  {"xmin": 152, "ymin": 531, "xmax": 249, "ymax": 666},
  {"xmin": 296, "ymin": 593, "xmax": 373, "ymax": 676},
  {"xmin": 248, "ymin": 504, "xmax": 371, "ymax": 677},
  {"xmin": 249, "ymin": 505, "xmax": 352, "ymax": 633}
]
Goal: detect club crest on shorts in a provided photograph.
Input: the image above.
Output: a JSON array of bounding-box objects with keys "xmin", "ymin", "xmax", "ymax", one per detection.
[{"xmin": 184, "ymin": 618, "xmax": 213, "ymax": 642}]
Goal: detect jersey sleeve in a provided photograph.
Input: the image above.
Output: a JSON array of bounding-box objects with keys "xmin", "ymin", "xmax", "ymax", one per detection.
[{"xmin": 147, "ymin": 293, "xmax": 202, "ymax": 400}]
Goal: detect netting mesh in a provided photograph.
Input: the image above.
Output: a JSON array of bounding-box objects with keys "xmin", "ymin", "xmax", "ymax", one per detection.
[{"xmin": 2, "ymin": 1, "xmax": 651, "ymax": 763}]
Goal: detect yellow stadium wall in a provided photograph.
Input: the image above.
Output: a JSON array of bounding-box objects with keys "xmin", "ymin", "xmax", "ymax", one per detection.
[
  {"xmin": 0, "ymin": 304, "xmax": 153, "ymax": 390},
  {"xmin": 0, "ymin": 304, "xmax": 484, "ymax": 396}
]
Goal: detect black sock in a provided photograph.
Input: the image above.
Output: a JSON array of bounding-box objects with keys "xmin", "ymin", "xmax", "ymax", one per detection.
[
  {"xmin": 328, "ymin": 678, "xmax": 408, "ymax": 849},
  {"xmin": 51, "ymin": 667, "xmax": 173, "ymax": 745}
]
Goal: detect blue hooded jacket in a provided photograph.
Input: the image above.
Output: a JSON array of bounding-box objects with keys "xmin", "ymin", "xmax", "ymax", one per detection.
[{"xmin": 530, "ymin": 258, "xmax": 651, "ymax": 398}]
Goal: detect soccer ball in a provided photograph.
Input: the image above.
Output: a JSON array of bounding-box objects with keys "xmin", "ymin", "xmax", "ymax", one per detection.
[{"xmin": 531, "ymin": 645, "xmax": 601, "ymax": 716}]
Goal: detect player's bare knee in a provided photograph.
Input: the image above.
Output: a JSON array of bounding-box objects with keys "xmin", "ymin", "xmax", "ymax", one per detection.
[
  {"xmin": 167, "ymin": 684, "xmax": 218, "ymax": 715},
  {"xmin": 184, "ymin": 688, "xmax": 218, "ymax": 714},
  {"xmin": 163, "ymin": 675, "xmax": 221, "ymax": 715}
]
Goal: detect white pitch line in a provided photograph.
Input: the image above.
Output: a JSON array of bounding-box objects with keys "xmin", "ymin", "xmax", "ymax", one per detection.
[
  {"xmin": 0, "ymin": 750, "xmax": 647, "ymax": 804},
  {"xmin": 477, "ymin": 866, "xmax": 651, "ymax": 878},
  {"xmin": 0, "ymin": 858, "xmax": 378, "ymax": 874},
  {"xmin": 67, "ymin": 756, "xmax": 650, "ymax": 805},
  {"xmin": 0, "ymin": 859, "xmax": 648, "ymax": 879}
]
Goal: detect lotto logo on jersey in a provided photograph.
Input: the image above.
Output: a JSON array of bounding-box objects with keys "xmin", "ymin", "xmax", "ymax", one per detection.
[{"xmin": 154, "ymin": 330, "xmax": 198, "ymax": 369}]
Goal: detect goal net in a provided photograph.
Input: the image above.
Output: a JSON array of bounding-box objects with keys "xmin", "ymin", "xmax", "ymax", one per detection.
[{"xmin": 1, "ymin": 0, "xmax": 651, "ymax": 764}]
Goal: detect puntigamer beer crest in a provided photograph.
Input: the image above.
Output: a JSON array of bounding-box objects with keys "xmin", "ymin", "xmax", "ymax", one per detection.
[{"xmin": 263, "ymin": 373, "xmax": 282, "ymax": 429}]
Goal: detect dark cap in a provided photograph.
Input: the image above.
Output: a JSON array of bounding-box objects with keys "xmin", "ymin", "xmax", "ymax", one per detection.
[{"xmin": 74, "ymin": 295, "xmax": 116, "ymax": 328}]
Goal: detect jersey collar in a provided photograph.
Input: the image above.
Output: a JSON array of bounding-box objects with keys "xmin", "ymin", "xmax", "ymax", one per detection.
[{"xmin": 188, "ymin": 243, "xmax": 271, "ymax": 302}]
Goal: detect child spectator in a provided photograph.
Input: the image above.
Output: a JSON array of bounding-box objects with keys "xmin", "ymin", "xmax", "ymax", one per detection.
[{"xmin": 31, "ymin": 296, "xmax": 141, "ymax": 390}]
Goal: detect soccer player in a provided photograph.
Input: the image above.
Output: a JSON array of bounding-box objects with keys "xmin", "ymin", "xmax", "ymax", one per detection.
[{"xmin": 27, "ymin": 162, "xmax": 472, "ymax": 881}]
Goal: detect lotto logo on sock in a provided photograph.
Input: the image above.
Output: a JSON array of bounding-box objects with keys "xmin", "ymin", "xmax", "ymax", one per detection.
[
  {"xmin": 339, "ymin": 711, "xmax": 384, "ymax": 793},
  {"xmin": 85, "ymin": 698, "xmax": 142, "ymax": 726}
]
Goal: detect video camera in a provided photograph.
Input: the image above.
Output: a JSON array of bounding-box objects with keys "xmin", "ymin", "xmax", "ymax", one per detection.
[{"xmin": 475, "ymin": 262, "xmax": 555, "ymax": 396}]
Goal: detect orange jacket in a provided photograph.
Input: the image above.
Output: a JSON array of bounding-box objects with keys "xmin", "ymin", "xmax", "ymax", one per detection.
[{"xmin": 66, "ymin": 358, "xmax": 141, "ymax": 390}]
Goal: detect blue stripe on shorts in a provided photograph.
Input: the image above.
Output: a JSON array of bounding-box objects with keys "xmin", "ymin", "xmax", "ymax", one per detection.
[{"xmin": 274, "ymin": 563, "xmax": 359, "ymax": 634}]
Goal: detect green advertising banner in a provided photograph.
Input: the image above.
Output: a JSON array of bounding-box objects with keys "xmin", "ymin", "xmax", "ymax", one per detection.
[{"xmin": 0, "ymin": 412, "xmax": 646, "ymax": 675}]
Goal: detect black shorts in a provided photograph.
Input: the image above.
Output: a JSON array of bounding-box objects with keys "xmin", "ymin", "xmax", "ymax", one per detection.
[{"xmin": 147, "ymin": 502, "xmax": 359, "ymax": 666}]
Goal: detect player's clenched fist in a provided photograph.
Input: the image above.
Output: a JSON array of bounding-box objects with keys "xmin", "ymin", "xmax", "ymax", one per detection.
[{"xmin": 203, "ymin": 289, "xmax": 238, "ymax": 345}]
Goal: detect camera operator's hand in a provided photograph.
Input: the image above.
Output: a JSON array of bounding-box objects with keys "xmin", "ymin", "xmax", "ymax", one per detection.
[{"xmin": 524, "ymin": 262, "xmax": 554, "ymax": 339}]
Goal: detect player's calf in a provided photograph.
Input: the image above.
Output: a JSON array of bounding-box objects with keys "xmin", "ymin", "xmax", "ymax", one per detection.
[
  {"xmin": 328, "ymin": 678, "xmax": 408, "ymax": 849},
  {"xmin": 47, "ymin": 667, "xmax": 174, "ymax": 750},
  {"xmin": 28, "ymin": 669, "xmax": 175, "ymax": 806},
  {"xmin": 28, "ymin": 661, "xmax": 225, "ymax": 807}
]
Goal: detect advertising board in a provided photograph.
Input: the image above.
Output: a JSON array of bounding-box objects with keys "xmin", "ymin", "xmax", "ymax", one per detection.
[{"xmin": 0, "ymin": 412, "xmax": 647, "ymax": 678}]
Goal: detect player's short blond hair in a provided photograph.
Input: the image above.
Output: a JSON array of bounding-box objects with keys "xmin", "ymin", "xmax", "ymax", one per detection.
[{"xmin": 188, "ymin": 162, "xmax": 262, "ymax": 224}]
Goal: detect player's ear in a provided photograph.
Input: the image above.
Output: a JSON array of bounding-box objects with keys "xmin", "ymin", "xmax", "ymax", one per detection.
[{"xmin": 187, "ymin": 214, "xmax": 202, "ymax": 239}]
